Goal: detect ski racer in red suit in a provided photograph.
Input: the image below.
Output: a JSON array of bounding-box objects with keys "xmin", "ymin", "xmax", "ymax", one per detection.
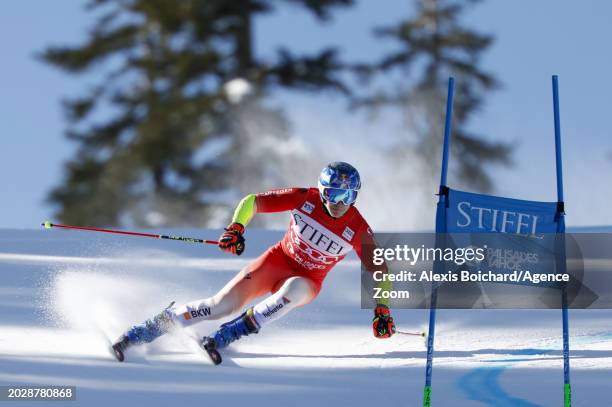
[{"xmin": 112, "ymin": 162, "xmax": 395, "ymax": 363}]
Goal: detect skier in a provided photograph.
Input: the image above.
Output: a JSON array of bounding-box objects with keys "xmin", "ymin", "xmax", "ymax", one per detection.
[{"xmin": 112, "ymin": 161, "xmax": 395, "ymax": 364}]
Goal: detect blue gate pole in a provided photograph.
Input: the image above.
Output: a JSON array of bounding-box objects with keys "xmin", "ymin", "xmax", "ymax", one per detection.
[
  {"xmin": 423, "ymin": 77, "xmax": 454, "ymax": 407},
  {"xmin": 439, "ymin": 78, "xmax": 454, "ymax": 188},
  {"xmin": 553, "ymin": 76, "xmax": 564, "ymax": 204},
  {"xmin": 553, "ymin": 75, "xmax": 571, "ymax": 407}
]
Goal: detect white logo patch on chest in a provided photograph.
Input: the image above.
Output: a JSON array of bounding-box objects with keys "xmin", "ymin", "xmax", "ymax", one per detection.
[
  {"xmin": 342, "ymin": 226, "xmax": 355, "ymax": 241},
  {"xmin": 289, "ymin": 210, "xmax": 353, "ymax": 262},
  {"xmin": 301, "ymin": 201, "xmax": 315, "ymax": 214}
]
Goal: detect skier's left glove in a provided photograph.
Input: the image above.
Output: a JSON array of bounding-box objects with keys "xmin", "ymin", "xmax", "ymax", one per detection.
[
  {"xmin": 219, "ymin": 223, "xmax": 245, "ymax": 256},
  {"xmin": 372, "ymin": 304, "xmax": 396, "ymax": 339}
]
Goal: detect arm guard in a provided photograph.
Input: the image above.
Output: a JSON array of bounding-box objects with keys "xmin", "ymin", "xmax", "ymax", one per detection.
[
  {"xmin": 376, "ymin": 279, "xmax": 393, "ymax": 307},
  {"xmin": 232, "ymin": 194, "xmax": 257, "ymax": 226}
]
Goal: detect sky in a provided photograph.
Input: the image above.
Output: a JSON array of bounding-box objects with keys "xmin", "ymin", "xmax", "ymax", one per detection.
[{"xmin": 1, "ymin": 0, "xmax": 611, "ymax": 229}]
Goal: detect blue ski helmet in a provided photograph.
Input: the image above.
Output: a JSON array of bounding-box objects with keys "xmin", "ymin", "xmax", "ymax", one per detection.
[{"xmin": 318, "ymin": 162, "xmax": 361, "ymax": 205}]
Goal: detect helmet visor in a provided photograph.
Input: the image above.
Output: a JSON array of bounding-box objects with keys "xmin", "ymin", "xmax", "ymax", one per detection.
[{"xmin": 322, "ymin": 188, "xmax": 358, "ymax": 205}]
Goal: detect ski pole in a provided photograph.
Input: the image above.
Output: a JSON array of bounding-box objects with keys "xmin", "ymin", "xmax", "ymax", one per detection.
[
  {"xmin": 41, "ymin": 221, "xmax": 219, "ymax": 245},
  {"xmin": 397, "ymin": 330, "xmax": 427, "ymax": 337}
]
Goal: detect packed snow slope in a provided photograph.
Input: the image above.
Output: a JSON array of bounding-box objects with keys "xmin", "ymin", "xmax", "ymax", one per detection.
[{"xmin": 0, "ymin": 228, "xmax": 611, "ymax": 406}]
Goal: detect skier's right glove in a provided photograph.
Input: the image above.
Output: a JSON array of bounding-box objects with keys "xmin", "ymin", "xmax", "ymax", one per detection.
[
  {"xmin": 218, "ymin": 223, "xmax": 245, "ymax": 256},
  {"xmin": 372, "ymin": 304, "xmax": 396, "ymax": 339}
]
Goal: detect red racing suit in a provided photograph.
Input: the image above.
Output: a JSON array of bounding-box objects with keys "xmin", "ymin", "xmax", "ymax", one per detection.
[
  {"xmin": 251, "ymin": 187, "xmax": 376, "ymax": 293},
  {"xmin": 172, "ymin": 187, "xmax": 385, "ymax": 326}
]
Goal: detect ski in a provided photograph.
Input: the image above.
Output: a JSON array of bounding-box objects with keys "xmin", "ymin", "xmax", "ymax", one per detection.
[
  {"xmin": 200, "ymin": 337, "xmax": 222, "ymax": 365},
  {"xmin": 111, "ymin": 335, "xmax": 129, "ymax": 362}
]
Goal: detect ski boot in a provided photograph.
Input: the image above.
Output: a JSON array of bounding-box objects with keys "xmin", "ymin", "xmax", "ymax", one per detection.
[
  {"xmin": 200, "ymin": 307, "xmax": 260, "ymax": 365},
  {"xmin": 111, "ymin": 301, "xmax": 176, "ymax": 362}
]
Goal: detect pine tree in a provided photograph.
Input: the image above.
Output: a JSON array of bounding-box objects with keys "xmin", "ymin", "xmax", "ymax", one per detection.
[
  {"xmin": 42, "ymin": 0, "xmax": 352, "ymax": 227},
  {"xmin": 353, "ymin": 0, "xmax": 512, "ymax": 192}
]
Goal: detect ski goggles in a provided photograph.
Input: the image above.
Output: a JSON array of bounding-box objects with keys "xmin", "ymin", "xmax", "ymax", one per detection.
[{"xmin": 321, "ymin": 187, "xmax": 359, "ymax": 205}]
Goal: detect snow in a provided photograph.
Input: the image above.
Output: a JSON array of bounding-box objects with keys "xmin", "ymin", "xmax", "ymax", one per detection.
[
  {"xmin": 0, "ymin": 228, "xmax": 610, "ymax": 406},
  {"xmin": 223, "ymin": 78, "xmax": 253, "ymax": 104}
]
